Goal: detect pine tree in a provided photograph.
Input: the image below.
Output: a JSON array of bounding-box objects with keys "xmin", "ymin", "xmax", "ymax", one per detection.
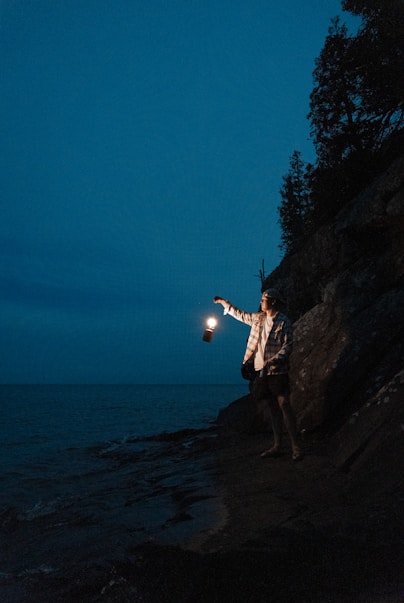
[
  {"xmin": 309, "ymin": 17, "xmax": 369, "ymax": 167},
  {"xmin": 309, "ymin": 2, "xmax": 404, "ymax": 167},
  {"xmin": 307, "ymin": 2, "xmax": 404, "ymax": 221},
  {"xmin": 278, "ymin": 151, "xmax": 312, "ymax": 255},
  {"xmin": 277, "ymin": 2, "xmax": 404, "ymax": 243},
  {"xmin": 343, "ymin": 0, "xmax": 404, "ymax": 140}
]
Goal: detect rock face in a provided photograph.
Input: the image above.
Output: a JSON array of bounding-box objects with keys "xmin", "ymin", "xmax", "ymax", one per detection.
[
  {"xmin": 266, "ymin": 153, "xmax": 404, "ymax": 432},
  {"xmin": 218, "ymin": 154, "xmax": 404, "ymax": 472}
]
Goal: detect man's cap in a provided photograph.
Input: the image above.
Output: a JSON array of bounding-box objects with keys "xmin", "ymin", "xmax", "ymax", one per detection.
[{"xmin": 262, "ymin": 288, "xmax": 285, "ymax": 304}]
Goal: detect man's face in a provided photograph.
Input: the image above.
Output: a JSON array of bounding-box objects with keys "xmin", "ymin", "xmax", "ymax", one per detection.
[
  {"xmin": 261, "ymin": 295, "xmax": 270, "ymax": 311},
  {"xmin": 261, "ymin": 295, "xmax": 277, "ymax": 315}
]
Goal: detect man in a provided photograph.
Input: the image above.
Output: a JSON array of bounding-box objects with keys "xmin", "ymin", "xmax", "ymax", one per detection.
[{"xmin": 213, "ymin": 289, "xmax": 303, "ymax": 461}]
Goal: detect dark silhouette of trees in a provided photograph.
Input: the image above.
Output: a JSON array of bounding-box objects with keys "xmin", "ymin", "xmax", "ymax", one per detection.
[
  {"xmin": 278, "ymin": 151, "xmax": 312, "ymax": 254},
  {"xmin": 309, "ymin": 2, "xmax": 403, "ymax": 166},
  {"xmin": 309, "ymin": 17, "xmax": 366, "ymax": 167},
  {"xmin": 342, "ymin": 0, "xmax": 404, "ymax": 141},
  {"xmin": 277, "ymin": 0, "xmax": 404, "ymax": 252}
]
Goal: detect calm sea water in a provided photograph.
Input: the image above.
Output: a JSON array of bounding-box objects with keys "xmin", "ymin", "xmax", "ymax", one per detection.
[
  {"xmin": 0, "ymin": 384, "xmax": 246, "ymax": 467},
  {"xmin": 0, "ymin": 384, "xmax": 246, "ymax": 600}
]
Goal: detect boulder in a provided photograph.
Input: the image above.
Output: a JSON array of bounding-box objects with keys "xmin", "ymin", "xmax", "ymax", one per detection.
[
  {"xmin": 265, "ymin": 153, "xmax": 404, "ymax": 433},
  {"xmin": 216, "ymin": 394, "xmax": 271, "ymax": 434}
]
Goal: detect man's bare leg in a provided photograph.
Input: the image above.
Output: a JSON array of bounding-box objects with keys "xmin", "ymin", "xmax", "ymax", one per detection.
[
  {"xmin": 260, "ymin": 399, "xmax": 283, "ymax": 457},
  {"xmin": 278, "ymin": 394, "xmax": 303, "ymax": 460}
]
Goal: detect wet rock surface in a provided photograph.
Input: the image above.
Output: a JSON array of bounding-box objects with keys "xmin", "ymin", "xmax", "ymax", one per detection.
[{"xmin": 8, "ymin": 414, "xmax": 402, "ymax": 603}]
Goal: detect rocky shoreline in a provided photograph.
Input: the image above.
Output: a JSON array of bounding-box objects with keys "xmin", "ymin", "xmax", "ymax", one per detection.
[
  {"xmin": 125, "ymin": 430, "xmax": 402, "ymax": 603},
  {"xmin": 12, "ymin": 411, "xmax": 402, "ymax": 603}
]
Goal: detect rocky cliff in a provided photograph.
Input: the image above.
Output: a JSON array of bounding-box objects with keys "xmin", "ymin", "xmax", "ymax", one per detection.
[{"xmin": 218, "ymin": 152, "xmax": 404, "ymax": 485}]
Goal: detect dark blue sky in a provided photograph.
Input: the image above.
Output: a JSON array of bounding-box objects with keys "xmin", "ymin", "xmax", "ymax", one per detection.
[{"xmin": 1, "ymin": 1, "xmax": 358, "ymax": 384}]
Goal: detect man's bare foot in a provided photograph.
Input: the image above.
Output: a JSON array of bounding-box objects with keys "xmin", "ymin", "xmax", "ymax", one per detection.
[
  {"xmin": 260, "ymin": 446, "xmax": 281, "ymax": 458},
  {"xmin": 292, "ymin": 447, "xmax": 304, "ymax": 461}
]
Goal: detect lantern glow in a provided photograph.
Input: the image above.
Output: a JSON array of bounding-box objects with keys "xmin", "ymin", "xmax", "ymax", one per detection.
[{"xmin": 202, "ymin": 316, "xmax": 218, "ymax": 342}]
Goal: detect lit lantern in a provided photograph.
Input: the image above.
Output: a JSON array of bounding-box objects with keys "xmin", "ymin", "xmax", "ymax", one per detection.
[{"xmin": 202, "ymin": 316, "xmax": 217, "ymax": 342}]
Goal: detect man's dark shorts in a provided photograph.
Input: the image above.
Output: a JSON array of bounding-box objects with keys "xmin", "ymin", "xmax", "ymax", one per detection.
[{"xmin": 251, "ymin": 373, "xmax": 290, "ymax": 401}]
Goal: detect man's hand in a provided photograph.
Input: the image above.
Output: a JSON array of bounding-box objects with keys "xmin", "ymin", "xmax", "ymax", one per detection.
[{"xmin": 213, "ymin": 296, "xmax": 231, "ymax": 311}]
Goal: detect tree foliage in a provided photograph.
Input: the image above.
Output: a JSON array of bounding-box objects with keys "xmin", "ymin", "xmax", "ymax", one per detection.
[
  {"xmin": 342, "ymin": 0, "xmax": 404, "ymax": 136},
  {"xmin": 309, "ymin": 18, "xmax": 365, "ymax": 166},
  {"xmin": 277, "ymin": 1, "xmax": 404, "ymax": 253},
  {"xmin": 278, "ymin": 151, "xmax": 312, "ymax": 254},
  {"xmin": 309, "ymin": 2, "xmax": 404, "ymax": 167},
  {"xmin": 353, "ymin": 0, "xmax": 404, "ymax": 173}
]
